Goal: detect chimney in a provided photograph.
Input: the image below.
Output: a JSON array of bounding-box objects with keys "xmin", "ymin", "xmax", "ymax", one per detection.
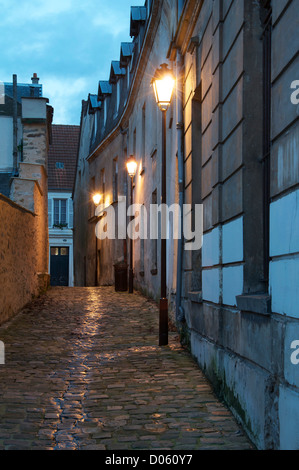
[{"xmin": 31, "ymin": 73, "xmax": 39, "ymax": 84}]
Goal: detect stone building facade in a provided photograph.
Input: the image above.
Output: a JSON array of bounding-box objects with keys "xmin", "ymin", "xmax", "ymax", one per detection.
[
  {"xmin": 0, "ymin": 87, "xmax": 53, "ymax": 325},
  {"xmin": 73, "ymin": 0, "xmax": 299, "ymax": 449}
]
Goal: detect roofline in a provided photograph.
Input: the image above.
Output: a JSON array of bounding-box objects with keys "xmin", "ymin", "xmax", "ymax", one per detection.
[{"xmin": 87, "ymin": 0, "xmax": 163, "ymax": 162}]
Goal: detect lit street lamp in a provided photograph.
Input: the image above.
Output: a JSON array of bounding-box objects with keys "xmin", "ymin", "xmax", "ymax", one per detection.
[
  {"xmin": 126, "ymin": 155, "xmax": 137, "ymax": 294},
  {"xmin": 93, "ymin": 193, "xmax": 102, "ymax": 206},
  {"xmin": 152, "ymin": 63, "xmax": 175, "ymax": 346}
]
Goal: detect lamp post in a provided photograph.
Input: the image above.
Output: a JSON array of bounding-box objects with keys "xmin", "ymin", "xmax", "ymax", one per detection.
[
  {"xmin": 126, "ymin": 156, "xmax": 138, "ymax": 294},
  {"xmin": 152, "ymin": 63, "xmax": 175, "ymax": 346},
  {"xmin": 93, "ymin": 193, "xmax": 102, "ymax": 286}
]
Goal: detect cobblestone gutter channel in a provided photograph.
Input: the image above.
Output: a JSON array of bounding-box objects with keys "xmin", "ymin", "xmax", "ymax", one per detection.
[{"xmin": 0, "ymin": 287, "xmax": 253, "ymax": 450}]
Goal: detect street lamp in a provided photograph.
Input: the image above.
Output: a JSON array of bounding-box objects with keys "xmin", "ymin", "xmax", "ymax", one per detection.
[
  {"xmin": 126, "ymin": 155, "xmax": 137, "ymax": 294},
  {"xmin": 152, "ymin": 63, "xmax": 175, "ymax": 346},
  {"xmin": 93, "ymin": 193, "xmax": 102, "ymax": 206}
]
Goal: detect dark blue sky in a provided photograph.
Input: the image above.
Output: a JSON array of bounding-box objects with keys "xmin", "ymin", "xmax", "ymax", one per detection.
[{"xmin": 0, "ymin": 0, "xmax": 144, "ymax": 125}]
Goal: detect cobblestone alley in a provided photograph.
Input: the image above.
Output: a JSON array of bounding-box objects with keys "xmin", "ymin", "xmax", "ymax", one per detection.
[{"xmin": 0, "ymin": 287, "xmax": 253, "ymax": 450}]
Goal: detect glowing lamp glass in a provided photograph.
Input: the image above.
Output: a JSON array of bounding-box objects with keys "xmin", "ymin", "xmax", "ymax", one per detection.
[
  {"xmin": 93, "ymin": 193, "xmax": 102, "ymax": 206},
  {"xmin": 152, "ymin": 64, "xmax": 175, "ymax": 111},
  {"xmin": 126, "ymin": 156, "xmax": 137, "ymax": 178}
]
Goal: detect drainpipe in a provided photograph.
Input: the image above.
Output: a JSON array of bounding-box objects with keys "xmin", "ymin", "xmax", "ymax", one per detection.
[
  {"xmin": 12, "ymin": 74, "xmax": 18, "ymax": 176},
  {"xmin": 175, "ymin": 51, "xmax": 185, "ymax": 323}
]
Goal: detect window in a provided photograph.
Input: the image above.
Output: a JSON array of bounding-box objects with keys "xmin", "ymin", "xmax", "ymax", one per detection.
[
  {"xmin": 93, "ymin": 113, "xmax": 97, "ymax": 140},
  {"xmin": 116, "ymin": 80, "xmax": 120, "ymax": 112},
  {"xmin": 103, "ymin": 99, "xmax": 107, "ymax": 127},
  {"xmin": 100, "ymin": 169, "xmax": 105, "ymax": 200},
  {"xmin": 113, "ymin": 157, "xmax": 118, "ymax": 202},
  {"xmin": 50, "ymin": 247, "xmax": 69, "ymax": 256},
  {"xmin": 133, "ymin": 128, "xmax": 137, "ymax": 158},
  {"xmin": 142, "ymin": 103, "xmax": 146, "ymax": 170},
  {"xmin": 89, "ymin": 176, "xmax": 95, "ymax": 219},
  {"xmin": 53, "ymin": 199, "xmax": 67, "ymax": 226},
  {"xmin": 127, "ymin": 67, "xmax": 130, "ymax": 91}
]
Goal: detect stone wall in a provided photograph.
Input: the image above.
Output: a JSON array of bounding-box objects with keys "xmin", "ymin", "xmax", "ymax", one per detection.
[
  {"xmin": 0, "ymin": 195, "xmax": 39, "ymax": 325},
  {"xmin": 178, "ymin": 0, "xmax": 299, "ymax": 450},
  {"xmin": 268, "ymin": 0, "xmax": 299, "ymax": 450}
]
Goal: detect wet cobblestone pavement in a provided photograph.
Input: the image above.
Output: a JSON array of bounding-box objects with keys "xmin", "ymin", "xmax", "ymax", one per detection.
[{"xmin": 0, "ymin": 287, "xmax": 253, "ymax": 450}]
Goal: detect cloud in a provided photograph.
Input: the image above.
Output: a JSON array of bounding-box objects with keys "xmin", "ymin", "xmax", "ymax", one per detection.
[
  {"xmin": 0, "ymin": 0, "xmax": 146, "ymax": 123},
  {"xmin": 1, "ymin": 0, "xmax": 73, "ymax": 24},
  {"xmin": 92, "ymin": 8, "xmax": 130, "ymax": 37},
  {"xmin": 43, "ymin": 76, "xmax": 88, "ymax": 124}
]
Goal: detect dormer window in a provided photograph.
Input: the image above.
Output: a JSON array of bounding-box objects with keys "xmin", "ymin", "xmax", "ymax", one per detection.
[
  {"xmin": 98, "ymin": 81, "xmax": 112, "ymax": 129},
  {"xmin": 130, "ymin": 6, "xmax": 147, "ymax": 37}
]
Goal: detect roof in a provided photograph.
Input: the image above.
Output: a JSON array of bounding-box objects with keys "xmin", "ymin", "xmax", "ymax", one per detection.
[
  {"xmin": 4, "ymin": 83, "xmax": 42, "ymax": 102},
  {"xmin": 98, "ymin": 81, "xmax": 112, "ymax": 100},
  {"xmin": 131, "ymin": 6, "xmax": 147, "ymax": 22},
  {"xmin": 0, "ymin": 82, "xmax": 43, "ymax": 117},
  {"xmin": 120, "ymin": 42, "xmax": 135, "ymax": 61},
  {"xmin": 109, "ymin": 61, "xmax": 126, "ymax": 84},
  {"xmin": 88, "ymin": 94, "xmax": 101, "ymax": 114},
  {"xmin": 130, "ymin": 6, "xmax": 147, "ymax": 36},
  {"xmin": 48, "ymin": 125, "xmax": 80, "ymax": 191}
]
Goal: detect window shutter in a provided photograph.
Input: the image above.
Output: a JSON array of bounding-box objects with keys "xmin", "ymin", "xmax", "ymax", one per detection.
[
  {"xmin": 48, "ymin": 198, "xmax": 52, "ymax": 227},
  {"xmin": 68, "ymin": 199, "xmax": 74, "ymax": 229}
]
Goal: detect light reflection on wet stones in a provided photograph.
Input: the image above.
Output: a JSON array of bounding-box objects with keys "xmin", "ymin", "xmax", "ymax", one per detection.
[{"xmin": 0, "ymin": 287, "xmax": 253, "ymax": 450}]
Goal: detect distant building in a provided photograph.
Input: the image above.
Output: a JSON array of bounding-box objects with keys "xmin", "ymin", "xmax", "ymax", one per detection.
[
  {"xmin": 0, "ymin": 73, "xmax": 53, "ymax": 323},
  {"xmin": 48, "ymin": 125, "xmax": 80, "ymax": 287},
  {"xmin": 0, "ymin": 74, "xmax": 42, "ymax": 197}
]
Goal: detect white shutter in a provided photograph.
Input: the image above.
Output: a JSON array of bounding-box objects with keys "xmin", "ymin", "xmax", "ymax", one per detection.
[
  {"xmin": 68, "ymin": 198, "xmax": 73, "ymax": 229},
  {"xmin": 48, "ymin": 198, "xmax": 52, "ymax": 228}
]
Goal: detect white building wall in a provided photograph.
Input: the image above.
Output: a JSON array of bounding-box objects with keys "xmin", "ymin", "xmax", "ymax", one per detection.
[{"xmin": 48, "ymin": 191, "xmax": 74, "ymax": 287}]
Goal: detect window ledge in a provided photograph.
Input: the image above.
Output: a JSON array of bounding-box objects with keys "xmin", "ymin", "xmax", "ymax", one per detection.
[
  {"xmin": 236, "ymin": 293, "xmax": 271, "ymax": 316},
  {"xmin": 188, "ymin": 291, "xmax": 202, "ymax": 303}
]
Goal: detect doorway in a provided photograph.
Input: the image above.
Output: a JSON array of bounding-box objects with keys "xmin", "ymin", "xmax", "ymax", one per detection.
[{"xmin": 50, "ymin": 247, "xmax": 69, "ymax": 286}]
